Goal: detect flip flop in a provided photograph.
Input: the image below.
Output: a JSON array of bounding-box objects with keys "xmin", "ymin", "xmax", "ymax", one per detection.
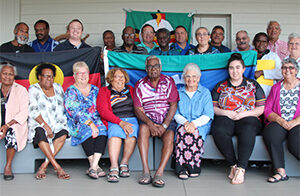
[
  {"xmin": 97, "ymin": 167, "xmax": 106, "ymax": 177},
  {"xmin": 152, "ymin": 175, "xmax": 165, "ymax": 188},
  {"xmin": 138, "ymin": 173, "xmax": 152, "ymax": 185},
  {"xmin": 35, "ymin": 167, "xmax": 47, "ymax": 180},
  {"xmin": 56, "ymin": 169, "xmax": 70, "ymax": 180},
  {"xmin": 267, "ymin": 172, "xmax": 289, "ymax": 183}
]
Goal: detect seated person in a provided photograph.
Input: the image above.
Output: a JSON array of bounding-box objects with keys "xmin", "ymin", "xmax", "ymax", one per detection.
[
  {"xmin": 174, "ymin": 63, "xmax": 214, "ymax": 180},
  {"xmin": 170, "ymin": 25, "xmax": 195, "ymax": 55},
  {"xmin": 188, "ymin": 27, "xmax": 220, "ymax": 55},
  {"xmin": 28, "ymin": 63, "xmax": 70, "ymax": 180},
  {"xmin": 0, "ymin": 62, "xmax": 29, "ymax": 181},
  {"xmin": 134, "ymin": 55, "xmax": 179, "ymax": 188},
  {"xmin": 211, "ymin": 53, "xmax": 265, "ymax": 185},
  {"xmin": 97, "ymin": 68, "xmax": 139, "ymax": 183},
  {"xmin": 263, "ymin": 58, "xmax": 300, "ymax": 183},
  {"xmin": 210, "ymin": 25, "xmax": 231, "ymax": 53},
  {"xmin": 137, "ymin": 24, "xmax": 158, "ymax": 53},
  {"xmin": 64, "ymin": 61, "xmax": 107, "ymax": 179}
]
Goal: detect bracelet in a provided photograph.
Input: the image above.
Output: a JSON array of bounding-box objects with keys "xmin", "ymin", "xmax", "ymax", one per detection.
[
  {"xmin": 87, "ymin": 120, "xmax": 93, "ymax": 126},
  {"xmin": 40, "ymin": 122, "xmax": 45, "ymax": 127},
  {"xmin": 6, "ymin": 123, "xmax": 10, "ymax": 128}
]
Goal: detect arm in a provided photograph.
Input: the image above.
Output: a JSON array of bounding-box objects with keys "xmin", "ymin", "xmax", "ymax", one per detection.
[
  {"xmin": 263, "ymin": 54, "xmax": 283, "ymax": 80},
  {"xmin": 234, "ymin": 106, "xmax": 264, "ymax": 120},
  {"xmin": 214, "ymin": 106, "xmax": 238, "ymax": 119}
]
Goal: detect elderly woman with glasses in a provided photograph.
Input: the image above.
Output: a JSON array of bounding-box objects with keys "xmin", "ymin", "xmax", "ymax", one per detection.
[
  {"xmin": 285, "ymin": 33, "xmax": 300, "ymax": 77},
  {"xmin": 174, "ymin": 63, "xmax": 214, "ymax": 180},
  {"xmin": 64, "ymin": 61, "xmax": 107, "ymax": 179},
  {"xmin": 263, "ymin": 58, "xmax": 300, "ymax": 183}
]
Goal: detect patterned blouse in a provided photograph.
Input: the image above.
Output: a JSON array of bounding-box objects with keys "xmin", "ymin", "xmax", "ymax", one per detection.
[
  {"xmin": 280, "ymin": 83, "xmax": 299, "ymax": 121},
  {"xmin": 28, "ymin": 83, "xmax": 68, "ymax": 143},
  {"xmin": 211, "ymin": 78, "xmax": 266, "ymax": 112},
  {"xmin": 64, "ymin": 85, "xmax": 107, "ymax": 146}
]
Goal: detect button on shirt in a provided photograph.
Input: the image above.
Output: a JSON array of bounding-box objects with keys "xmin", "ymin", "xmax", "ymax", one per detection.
[
  {"xmin": 133, "ymin": 74, "xmax": 179, "ymax": 124},
  {"xmin": 28, "ymin": 37, "xmax": 59, "ymax": 52},
  {"xmin": 267, "ymin": 39, "xmax": 289, "ymax": 60}
]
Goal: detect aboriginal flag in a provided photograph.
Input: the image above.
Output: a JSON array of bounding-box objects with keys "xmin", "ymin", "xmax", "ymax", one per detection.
[{"xmin": 0, "ymin": 47, "xmax": 104, "ymax": 91}]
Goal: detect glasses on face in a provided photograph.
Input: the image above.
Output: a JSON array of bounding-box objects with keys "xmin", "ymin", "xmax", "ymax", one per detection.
[
  {"xmin": 288, "ymin": 42, "xmax": 300, "ymax": 47},
  {"xmin": 124, "ymin": 33, "xmax": 135, "ymax": 38},
  {"xmin": 2, "ymin": 72, "xmax": 14, "ymax": 76},
  {"xmin": 196, "ymin": 33, "xmax": 209, "ymax": 37},
  {"xmin": 147, "ymin": 64, "xmax": 161, "ymax": 70},
  {"xmin": 75, "ymin": 71, "xmax": 89, "ymax": 76},
  {"xmin": 41, "ymin": 74, "xmax": 54, "ymax": 79},
  {"xmin": 185, "ymin": 75, "xmax": 198, "ymax": 79},
  {"xmin": 281, "ymin": 66, "xmax": 296, "ymax": 71}
]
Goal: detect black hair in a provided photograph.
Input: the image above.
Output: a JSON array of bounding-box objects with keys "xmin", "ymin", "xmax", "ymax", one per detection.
[
  {"xmin": 36, "ymin": 62, "xmax": 56, "ymax": 80},
  {"xmin": 175, "ymin": 25, "xmax": 187, "ymax": 32},
  {"xmin": 253, "ymin": 32, "xmax": 269, "ymax": 46},
  {"xmin": 122, "ymin": 26, "xmax": 135, "ymax": 35},
  {"xmin": 34, "ymin": 19, "xmax": 49, "ymax": 29},
  {"xmin": 141, "ymin": 24, "xmax": 155, "ymax": 33},
  {"xmin": 102, "ymin": 30, "xmax": 115, "ymax": 38},
  {"xmin": 212, "ymin": 25, "xmax": 225, "ymax": 33},
  {"xmin": 156, "ymin": 28, "xmax": 170, "ymax": 37},
  {"xmin": 227, "ymin": 53, "xmax": 245, "ymax": 69}
]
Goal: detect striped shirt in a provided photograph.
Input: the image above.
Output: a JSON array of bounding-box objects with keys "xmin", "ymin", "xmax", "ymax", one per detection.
[
  {"xmin": 268, "ymin": 39, "xmax": 289, "ymax": 60},
  {"xmin": 113, "ymin": 44, "xmax": 148, "ymax": 54}
]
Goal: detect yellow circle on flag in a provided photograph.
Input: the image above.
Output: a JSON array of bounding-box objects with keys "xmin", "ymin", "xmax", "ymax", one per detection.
[{"xmin": 29, "ymin": 63, "xmax": 64, "ymax": 85}]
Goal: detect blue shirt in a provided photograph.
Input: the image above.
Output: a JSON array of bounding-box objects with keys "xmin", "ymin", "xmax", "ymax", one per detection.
[
  {"xmin": 149, "ymin": 47, "xmax": 180, "ymax": 55},
  {"xmin": 175, "ymin": 84, "xmax": 214, "ymax": 140},
  {"xmin": 170, "ymin": 42, "xmax": 195, "ymax": 55},
  {"xmin": 28, "ymin": 37, "xmax": 59, "ymax": 52}
]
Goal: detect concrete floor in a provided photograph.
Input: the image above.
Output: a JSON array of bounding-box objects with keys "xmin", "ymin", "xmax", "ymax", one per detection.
[{"xmin": 0, "ymin": 159, "xmax": 299, "ymax": 196}]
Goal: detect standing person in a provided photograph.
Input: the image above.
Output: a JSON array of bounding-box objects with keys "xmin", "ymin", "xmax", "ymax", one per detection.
[
  {"xmin": 285, "ymin": 33, "xmax": 300, "ymax": 77},
  {"xmin": 28, "ymin": 20, "xmax": 59, "ymax": 52},
  {"xmin": 134, "ymin": 55, "xmax": 179, "ymax": 188},
  {"xmin": 232, "ymin": 30, "xmax": 254, "ymax": 52},
  {"xmin": 28, "ymin": 63, "xmax": 70, "ymax": 180},
  {"xmin": 211, "ymin": 53, "xmax": 266, "ymax": 185},
  {"xmin": 64, "ymin": 61, "xmax": 107, "ymax": 179},
  {"xmin": 54, "ymin": 19, "xmax": 91, "ymax": 51},
  {"xmin": 0, "ymin": 62, "xmax": 29, "ymax": 181},
  {"xmin": 102, "ymin": 30, "xmax": 116, "ymax": 51},
  {"xmin": 0, "ymin": 22, "xmax": 34, "ymax": 53},
  {"xmin": 174, "ymin": 63, "xmax": 214, "ymax": 180},
  {"xmin": 137, "ymin": 24, "xmax": 158, "ymax": 53},
  {"xmin": 263, "ymin": 58, "xmax": 300, "ymax": 183},
  {"xmin": 170, "ymin": 25, "xmax": 195, "ymax": 55},
  {"xmin": 267, "ymin": 21, "xmax": 289, "ymax": 60},
  {"xmin": 97, "ymin": 68, "xmax": 139, "ymax": 183},
  {"xmin": 210, "ymin": 25, "xmax": 231, "ymax": 53}
]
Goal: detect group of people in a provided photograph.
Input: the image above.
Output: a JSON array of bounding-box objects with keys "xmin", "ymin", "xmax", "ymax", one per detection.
[{"xmin": 0, "ymin": 18, "xmax": 299, "ymax": 188}]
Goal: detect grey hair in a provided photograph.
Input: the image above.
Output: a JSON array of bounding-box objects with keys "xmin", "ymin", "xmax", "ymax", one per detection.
[
  {"xmin": 145, "ymin": 55, "xmax": 162, "ymax": 67},
  {"xmin": 73, "ymin": 61, "xmax": 89, "ymax": 73},
  {"xmin": 0, "ymin": 62, "xmax": 17, "ymax": 76},
  {"xmin": 288, "ymin": 32, "xmax": 300, "ymax": 43},
  {"xmin": 236, "ymin": 30, "xmax": 249, "ymax": 39},
  {"xmin": 183, "ymin": 63, "xmax": 201, "ymax": 78},
  {"xmin": 282, "ymin": 57, "xmax": 299, "ymax": 71},
  {"xmin": 267, "ymin": 21, "xmax": 281, "ymax": 29},
  {"xmin": 195, "ymin": 27, "xmax": 210, "ymax": 37}
]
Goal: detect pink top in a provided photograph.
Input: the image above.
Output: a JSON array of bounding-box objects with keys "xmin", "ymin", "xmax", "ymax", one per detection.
[{"xmin": 267, "ymin": 39, "xmax": 289, "ymax": 60}]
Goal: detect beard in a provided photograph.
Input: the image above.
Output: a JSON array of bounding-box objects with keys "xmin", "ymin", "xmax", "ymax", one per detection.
[{"xmin": 16, "ymin": 35, "xmax": 29, "ymax": 45}]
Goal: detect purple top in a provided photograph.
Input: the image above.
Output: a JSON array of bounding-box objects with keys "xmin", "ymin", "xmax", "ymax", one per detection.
[
  {"xmin": 264, "ymin": 79, "xmax": 300, "ymax": 124},
  {"xmin": 133, "ymin": 74, "xmax": 179, "ymax": 124}
]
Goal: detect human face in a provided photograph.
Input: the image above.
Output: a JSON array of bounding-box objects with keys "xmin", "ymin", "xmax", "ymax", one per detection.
[
  {"xmin": 68, "ymin": 21, "xmax": 83, "ymax": 40},
  {"xmin": 122, "ymin": 27, "xmax": 135, "ymax": 46},
  {"xmin": 74, "ymin": 66, "xmax": 89, "ymax": 85},
  {"xmin": 0, "ymin": 66, "xmax": 15, "ymax": 86},
  {"xmin": 38, "ymin": 68, "xmax": 54, "ymax": 89},
  {"xmin": 236, "ymin": 32, "xmax": 250, "ymax": 51},
  {"xmin": 211, "ymin": 28, "xmax": 224, "ymax": 46},
  {"xmin": 254, "ymin": 35, "xmax": 268, "ymax": 54},
  {"xmin": 288, "ymin": 37, "xmax": 300, "ymax": 59},
  {"xmin": 111, "ymin": 70, "xmax": 126, "ymax": 91},
  {"xmin": 14, "ymin": 24, "xmax": 29, "ymax": 45},
  {"xmin": 141, "ymin": 26, "xmax": 155, "ymax": 44},
  {"xmin": 175, "ymin": 27, "xmax": 187, "ymax": 44},
  {"xmin": 157, "ymin": 32, "xmax": 170, "ymax": 48},
  {"xmin": 103, "ymin": 32, "xmax": 115, "ymax": 49},
  {"xmin": 267, "ymin": 22, "xmax": 281, "ymax": 41},
  {"xmin": 146, "ymin": 58, "xmax": 161, "ymax": 80},
  {"xmin": 281, "ymin": 62, "xmax": 298, "ymax": 80},
  {"xmin": 196, "ymin": 28, "xmax": 210, "ymax": 46},
  {"xmin": 184, "ymin": 70, "xmax": 200, "ymax": 89},
  {"xmin": 228, "ymin": 60, "xmax": 245, "ymax": 82},
  {"xmin": 35, "ymin": 23, "xmax": 49, "ymax": 42}
]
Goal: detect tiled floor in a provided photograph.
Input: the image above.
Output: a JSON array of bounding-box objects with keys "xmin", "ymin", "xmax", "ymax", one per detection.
[{"xmin": 0, "ymin": 159, "xmax": 299, "ymax": 196}]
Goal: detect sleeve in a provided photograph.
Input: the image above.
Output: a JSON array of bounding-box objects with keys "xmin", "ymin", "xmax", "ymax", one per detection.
[
  {"xmin": 263, "ymin": 54, "xmax": 283, "ymax": 80},
  {"xmin": 253, "ymin": 80, "xmax": 266, "ymax": 107},
  {"xmin": 12, "ymin": 86, "xmax": 29, "ymax": 124},
  {"xmin": 192, "ymin": 115, "xmax": 210, "ymax": 127},
  {"xmin": 193, "ymin": 88, "xmax": 214, "ymax": 127},
  {"xmin": 174, "ymin": 114, "xmax": 188, "ymax": 125},
  {"xmin": 133, "ymin": 81, "xmax": 143, "ymax": 107},
  {"xmin": 264, "ymin": 84, "xmax": 277, "ymax": 119},
  {"xmin": 211, "ymin": 82, "xmax": 221, "ymax": 107},
  {"xmin": 96, "ymin": 87, "xmax": 121, "ymax": 125},
  {"xmin": 28, "ymin": 85, "xmax": 41, "ymax": 119},
  {"xmin": 167, "ymin": 77, "xmax": 179, "ymax": 103}
]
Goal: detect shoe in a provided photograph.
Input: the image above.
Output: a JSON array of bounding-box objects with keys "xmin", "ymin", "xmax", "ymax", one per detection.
[
  {"xmin": 119, "ymin": 164, "xmax": 130, "ymax": 178},
  {"xmin": 152, "ymin": 175, "xmax": 165, "ymax": 188},
  {"xmin": 97, "ymin": 167, "xmax": 106, "ymax": 177},
  {"xmin": 56, "ymin": 168, "xmax": 70, "ymax": 180},
  {"xmin": 138, "ymin": 173, "xmax": 152, "ymax": 185},
  {"xmin": 4, "ymin": 173, "xmax": 14, "ymax": 181},
  {"xmin": 177, "ymin": 171, "xmax": 189, "ymax": 180},
  {"xmin": 35, "ymin": 167, "xmax": 46, "ymax": 180},
  {"xmin": 107, "ymin": 168, "xmax": 119, "ymax": 183},
  {"xmin": 267, "ymin": 172, "xmax": 289, "ymax": 183}
]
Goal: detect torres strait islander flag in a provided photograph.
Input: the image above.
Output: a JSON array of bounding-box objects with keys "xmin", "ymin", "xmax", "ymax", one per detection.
[
  {"xmin": 0, "ymin": 47, "xmax": 104, "ymax": 91},
  {"xmin": 104, "ymin": 50, "xmax": 257, "ymax": 91},
  {"xmin": 126, "ymin": 10, "xmax": 193, "ymax": 44}
]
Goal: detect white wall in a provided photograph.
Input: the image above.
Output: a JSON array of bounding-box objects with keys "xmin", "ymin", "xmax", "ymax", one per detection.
[{"xmin": 1, "ymin": 0, "xmax": 300, "ymax": 49}]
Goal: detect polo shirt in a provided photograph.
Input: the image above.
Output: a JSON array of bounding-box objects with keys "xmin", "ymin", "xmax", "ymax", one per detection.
[
  {"xmin": 0, "ymin": 41, "xmax": 34, "ymax": 53},
  {"xmin": 113, "ymin": 44, "xmax": 148, "ymax": 54},
  {"xmin": 170, "ymin": 42, "xmax": 195, "ymax": 55},
  {"xmin": 28, "ymin": 37, "xmax": 59, "ymax": 52},
  {"xmin": 54, "ymin": 39, "xmax": 91, "ymax": 51}
]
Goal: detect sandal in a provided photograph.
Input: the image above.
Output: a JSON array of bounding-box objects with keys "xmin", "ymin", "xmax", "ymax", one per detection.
[
  {"xmin": 97, "ymin": 167, "xmax": 106, "ymax": 177},
  {"xmin": 177, "ymin": 171, "xmax": 189, "ymax": 180},
  {"xmin": 119, "ymin": 164, "xmax": 130, "ymax": 178},
  {"xmin": 138, "ymin": 173, "xmax": 152, "ymax": 185},
  {"xmin": 231, "ymin": 167, "xmax": 245, "ymax": 185},
  {"xmin": 267, "ymin": 172, "xmax": 289, "ymax": 183},
  {"xmin": 152, "ymin": 175, "xmax": 165, "ymax": 188},
  {"xmin": 228, "ymin": 164, "xmax": 237, "ymax": 180},
  {"xmin": 107, "ymin": 168, "xmax": 119, "ymax": 183},
  {"xmin": 87, "ymin": 168, "xmax": 98, "ymax": 179},
  {"xmin": 189, "ymin": 173, "xmax": 200, "ymax": 178},
  {"xmin": 56, "ymin": 168, "xmax": 70, "ymax": 180},
  {"xmin": 35, "ymin": 167, "xmax": 47, "ymax": 180}
]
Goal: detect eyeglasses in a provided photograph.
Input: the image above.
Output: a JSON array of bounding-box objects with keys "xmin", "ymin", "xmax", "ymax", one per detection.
[
  {"xmin": 281, "ymin": 66, "xmax": 296, "ymax": 71},
  {"xmin": 41, "ymin": 74, "xmax": 54, "ymax": 79},
  {"xmin": 196, "ymin": 33, "xmax": 209, "ymax": 37},
  {"xmin": 75, "ymin": 71, "xmax": 89, "ymax": 76},
  {"xmin": 288, "ymin": 42, "xmax": 300, "ymax": 47},
  {"xmin": 185, "ymin": 75, "xmax": 198, "ymax": 79},
  {"xmin": 236, "ymin": 37, "xmax": 247, "ymax": 41},
  {"xmin": 147, "ymin": 64, "xmax": 161, "ymax": 70},
  {"xmin": 124, "ymin": 33, "xmax": 135, "ymax": 38},
  {"xmin": 2, "ymin": 72, "xmax": 14, "ymax": 76}
]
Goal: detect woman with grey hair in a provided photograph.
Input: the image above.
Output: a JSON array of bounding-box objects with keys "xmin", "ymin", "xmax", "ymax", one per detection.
[
  {"xmin": 263, "ymin": 57, "xmax": 300, "ymax": 183},
  {"xmin": 286, "ymin": 33, "xmax": 300, "ymax": 77},
  {"xmin": 173, "ymin": 63, "xmax": 214, "ymax": 180},
  {"xmin": 0, "ymin": 62, "xmax": 29, "ymax": 180}
]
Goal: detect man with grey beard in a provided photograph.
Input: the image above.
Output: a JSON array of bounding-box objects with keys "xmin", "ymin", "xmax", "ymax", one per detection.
[{"xmin": 0, "ymin": 22, "xmax": 34, "ymax": 53}]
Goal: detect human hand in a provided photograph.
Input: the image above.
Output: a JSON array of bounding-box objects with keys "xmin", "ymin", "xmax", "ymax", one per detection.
[
  {"xmin": 44, "ymin": 124, "xmax": 54, "ymax": 138},
  {"xmin": 0, "ymin": 124, "xmax": 9, "ymax": 139},
  {"xmin": 148, "ymin": 122, "xmax": 160, "ymax": 137},
  {"xmin": 90, "ymin": 122, "xmax": 99, "ymax": 138},
  {"xmin": 254, "ymin": 71, "xmax": 263, "ymax": 79},
  {"xmin": 277, "ymin": 118, "xmax": 291, "ymax": 131},
  {"xmin": 286, "ymin": 120, "xmax": 299, "ymax": 131},
  {"xmin": 184, "ymin": 122, "xmax": 196, "ymax": 134},
  {"xmin": 154, "ymin": 124, "xmax": 166, "ymax": 137},
  {"xmin": 225, "ymin": 110, "xmax": 238, "ymax": 120},
  {"xmin": 120, "ymin": 121, "xmax": 134, "ymax": 135}
]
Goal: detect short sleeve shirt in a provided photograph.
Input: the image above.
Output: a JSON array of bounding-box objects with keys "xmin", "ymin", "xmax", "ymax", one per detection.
[
  {"xmin": 133, "ymin": 74, "xmax": 179, "ymax": 124},
  {"xmin": 211, "ymin": 78, "xmax": 266, "ymax": 112}
]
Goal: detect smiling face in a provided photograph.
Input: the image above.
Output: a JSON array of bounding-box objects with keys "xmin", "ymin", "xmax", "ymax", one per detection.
[
  {"xmin": 288, "ymin": 37, "xmax": 300, "ymax": 59},
  {"xmin": 157, "ymin": 31, "xmax": 170, "ymax": 48},
  {"xmin": 196, "ymin": 28, "xmax": 210, "ymax": 46},
  {"xmin": 184, "ymin": 70, "xmax": 200, "ymax": 89},
  {"xmin": 281, "ymin": 62, "xmax": 298, "ymax": 80},
  {"xmin": 111, "ymin": 70, "xmax": 126, "ymax": 91},
  {"xmin": 228, "ymin": 60, "xmax": 245, "ymax": 82},
  {"xmin": 103, "ymin": 32, "xmax": 115, "ymax": 49},
  {"xmin": 254, "ymin": 35, "xmax": 268, "ymax": 54},
  {"xmin": 141, "ymin": 26, "xmax": 155, "ymax": 44},
  {"xmin": 14, "ymin": 24, "xmax": 29, "ymax": 45},
  {"xmin": 146, "ymin": 58, "xmax": 161, "ymax": 80},
  {"xmin": 211, "ymin": 28, "xmax": 224, "ymax": 46},
  {"xmin": 267, "ymin": 22, "xmax": 281, "ymax": 41},
  {"xmin": 236, "ymin": 31, "xmax": 250, "ymax": 51},
  {"xmin": 38, "ymin": 68, "xmax": 54, "ymax": 89},
  {"xmin": 175, "ymin": 27, "xmax": 187, "ymax": 45},
  {"xmin": 0, "ymin": 66, "xmax": 15, "ymax": 86},
  {"xmin": 35, "ymin": 22, "xmax": 49, "ymax": 42},
  {"xmin": 74, "ymin": 66, "xmax": 89, "ymax": 86},
  {"xmin": 122, "ymin": 27, "xmax": 135, "ymax": 46},
  {"xmin": 68, "ymin": 21, "xmax": 83, "ymax": 40}
]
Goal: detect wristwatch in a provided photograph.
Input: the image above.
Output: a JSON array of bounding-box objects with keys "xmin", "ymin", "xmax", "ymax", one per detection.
[{"xmin": 162, "ymin": 123, "xmax": 168, "ymax": 129}]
